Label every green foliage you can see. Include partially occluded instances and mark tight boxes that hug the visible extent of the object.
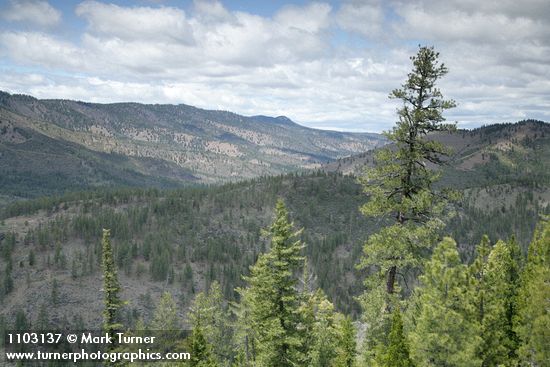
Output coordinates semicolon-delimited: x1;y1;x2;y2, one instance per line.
334;316;357;367
188;282;233;365
238;199;305;367
516;218;550;365
408;237;481;367
382;308;413;367
480;240;520;366
151;292;179;330
101;229;124;339
149;291;182;357
301;290;339;367
359;45;457;363
188;325;219;367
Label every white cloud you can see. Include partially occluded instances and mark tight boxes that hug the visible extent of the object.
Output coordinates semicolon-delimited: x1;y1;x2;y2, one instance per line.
0;0;549;132
75;1;195;44
0;32;87;70
336;0;384;37
2;0;61;27
275;2;332;33
394;4;549;44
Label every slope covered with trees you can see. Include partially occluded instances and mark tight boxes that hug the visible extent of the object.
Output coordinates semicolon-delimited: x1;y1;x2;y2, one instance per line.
0;90;384;201
0;46;548;366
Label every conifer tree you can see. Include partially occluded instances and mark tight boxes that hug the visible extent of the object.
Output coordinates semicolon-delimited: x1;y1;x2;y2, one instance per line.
189;325;218;367
51;278;59;305
239;199;304;367
334;316;357;367
481;240;520;366
151;291;179;331
358;46;456;360
151;291;181;353
301;290;338;367
188;281;233;365
383;308;413;367
409;237;481;367
101;228;124;340
516;218;550;365
469;235;491;326
232;288;257;366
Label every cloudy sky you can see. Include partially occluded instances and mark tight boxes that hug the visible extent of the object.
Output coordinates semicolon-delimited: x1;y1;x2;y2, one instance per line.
0;0;548;132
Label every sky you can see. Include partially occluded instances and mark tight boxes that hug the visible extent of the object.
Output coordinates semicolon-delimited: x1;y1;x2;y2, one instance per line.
0;0;549;132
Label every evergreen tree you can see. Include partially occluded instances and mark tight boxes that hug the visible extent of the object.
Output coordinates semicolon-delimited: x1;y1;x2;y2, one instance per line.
51;278;59;305
28;249;35;266
2;259;13;296
516;218;550;365
301;290;338;367
188;281;233;365
189;325;218;367
334;316;357;367
14;309;29;331
383;308;413;367
358;46;457;360
232;287;257;366
480;240;520;366
409;237;481;367
101;229;124;340
35;303;49;330
469;235;491;326
151;292;181;355
239;199;304;367
151;291;179;331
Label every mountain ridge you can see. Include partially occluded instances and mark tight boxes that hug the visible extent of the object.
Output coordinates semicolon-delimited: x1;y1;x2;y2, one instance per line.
0;90;385;199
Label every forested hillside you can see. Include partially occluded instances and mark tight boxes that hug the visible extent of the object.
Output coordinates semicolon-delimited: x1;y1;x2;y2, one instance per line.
0;90;384;202
0;45;548;367
0;161;548;329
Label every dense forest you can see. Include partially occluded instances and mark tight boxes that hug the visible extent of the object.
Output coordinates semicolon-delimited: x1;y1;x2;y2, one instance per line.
0;46;548;366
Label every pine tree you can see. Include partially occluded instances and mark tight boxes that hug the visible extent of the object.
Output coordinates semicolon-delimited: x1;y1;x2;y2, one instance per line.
334;316;357;367
383;308;413;367
150;292;181;355
358;46;457;361
301;290;338;367
35;304;49;330
480;240;520;366
2;258;13;296
239;199;304;367
232;286;258;366
188;281;233;364
189;325;218;367
151;291;179;331
516;218;550;365
51;278;59;305
101;228;124;340
469;235;491;326
409;237;481;367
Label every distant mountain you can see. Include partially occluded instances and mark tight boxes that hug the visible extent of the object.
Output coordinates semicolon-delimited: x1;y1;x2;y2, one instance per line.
323;119;550;188
0;91;385;200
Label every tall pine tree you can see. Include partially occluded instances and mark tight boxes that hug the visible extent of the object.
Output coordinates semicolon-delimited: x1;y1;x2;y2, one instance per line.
238;199;304;367
101;229;124;340
358;45;457;362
